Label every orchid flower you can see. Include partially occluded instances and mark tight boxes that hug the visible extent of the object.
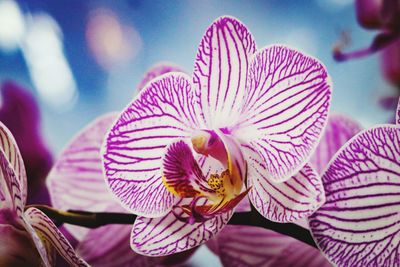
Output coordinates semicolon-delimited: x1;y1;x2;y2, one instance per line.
102;16;332;256
308;106;400;266
0;81;53;204
46;63;194;266
205;114;361;267
0;122;88;267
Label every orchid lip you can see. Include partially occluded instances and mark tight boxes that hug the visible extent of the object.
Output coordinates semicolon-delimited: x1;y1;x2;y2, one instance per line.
162;130;248;223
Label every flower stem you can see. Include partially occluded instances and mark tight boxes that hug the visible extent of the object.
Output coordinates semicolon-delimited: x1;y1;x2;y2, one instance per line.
333;31;399;62
28;204;317;249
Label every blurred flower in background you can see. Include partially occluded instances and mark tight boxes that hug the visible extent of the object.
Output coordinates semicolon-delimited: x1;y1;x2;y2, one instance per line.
0;81;53;205
86;7;142;71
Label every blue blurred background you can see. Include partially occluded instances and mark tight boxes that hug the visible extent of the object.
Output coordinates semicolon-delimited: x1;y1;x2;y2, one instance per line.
0;0;396;265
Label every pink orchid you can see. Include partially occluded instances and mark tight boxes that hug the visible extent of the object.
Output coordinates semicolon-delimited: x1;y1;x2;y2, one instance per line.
102;16;332;256
308;104;400;266
0;122;88;267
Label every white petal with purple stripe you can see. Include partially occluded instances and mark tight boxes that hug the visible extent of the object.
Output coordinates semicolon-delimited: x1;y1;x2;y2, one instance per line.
25;207;89;267
47;113;118;240
131;198;231;256
248;163;325;222
308;125;400;267
193;16;256;129
103;73;201;217
0;122;27;204
310;114;362;174
236;45;332;183
0;147;24;216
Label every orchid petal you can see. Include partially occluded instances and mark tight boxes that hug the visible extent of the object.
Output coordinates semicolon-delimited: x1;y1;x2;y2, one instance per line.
236;45;332;183
248;163;325;222
310;114;362;174
77;203;160;267
137;62;184;91
22;217;53;267
397;97;400;125
0;122;27;204
308;125;400;267
193;16;256;128
47;113;118;241
24;207;89;267
0;147;24;216
131;198;231;256
103;73;201;217
208;225;331;267
162;140;209;198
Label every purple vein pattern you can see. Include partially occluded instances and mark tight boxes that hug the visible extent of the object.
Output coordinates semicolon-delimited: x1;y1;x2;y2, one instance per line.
104;73;200;217
48;114;181;266
137;62;183;92
193;16;257;129
131;198;231;256
248;163;325;222
308;125;400;267
25;207;89;267
236;45;332;183
102;16;332;255
0;122;27;204
0;146;24;217
208;225;331;267
47;113;119;240
310;114;362;174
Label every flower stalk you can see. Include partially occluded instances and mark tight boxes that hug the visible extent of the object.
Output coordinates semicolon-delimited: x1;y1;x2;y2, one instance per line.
29;204;318;249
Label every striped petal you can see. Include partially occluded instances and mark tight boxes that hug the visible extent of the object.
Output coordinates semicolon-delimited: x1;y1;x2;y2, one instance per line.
308;125;400;267
131;198;231;256
162;140;208;198
208;225;331;267
193;16;256;129
0;147;24;216
397;97;400;125
137;62;183;91
47;113;118;241
310;114;362;174
24;207;89;267
248;163;325;222
0;122;27;205
22;216;53;267
236;45;332;182
103;73;200;217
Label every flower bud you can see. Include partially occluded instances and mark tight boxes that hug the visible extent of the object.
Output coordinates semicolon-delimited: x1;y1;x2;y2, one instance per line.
355;0;384;29
381;39;400;86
